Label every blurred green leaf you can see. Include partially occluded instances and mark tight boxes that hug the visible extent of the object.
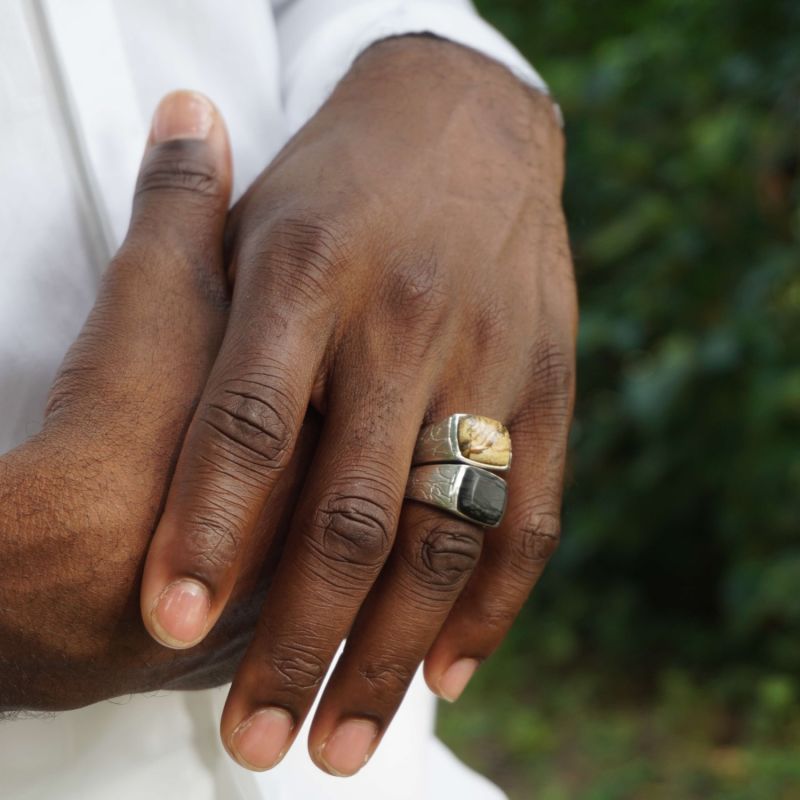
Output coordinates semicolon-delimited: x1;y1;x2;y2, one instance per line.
440;0;800;797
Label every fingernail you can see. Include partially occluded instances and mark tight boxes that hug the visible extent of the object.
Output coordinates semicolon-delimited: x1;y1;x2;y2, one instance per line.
437;658;479;702
151;90;214;142
231;708;294;771
150;579;210;648
320;718;379;777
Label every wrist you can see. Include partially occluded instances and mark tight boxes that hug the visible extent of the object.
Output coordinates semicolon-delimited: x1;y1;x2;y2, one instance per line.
0;444;59;710
333;34;564;193
360;34;560;132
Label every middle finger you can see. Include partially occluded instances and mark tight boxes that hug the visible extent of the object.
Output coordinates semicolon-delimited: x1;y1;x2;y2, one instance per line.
220;351;431;771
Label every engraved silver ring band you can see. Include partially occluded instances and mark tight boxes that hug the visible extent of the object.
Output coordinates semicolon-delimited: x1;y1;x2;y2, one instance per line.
404;464;508;528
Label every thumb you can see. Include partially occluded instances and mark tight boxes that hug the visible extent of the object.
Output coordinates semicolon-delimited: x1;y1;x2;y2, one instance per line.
127;89;232;258
45;91;232;439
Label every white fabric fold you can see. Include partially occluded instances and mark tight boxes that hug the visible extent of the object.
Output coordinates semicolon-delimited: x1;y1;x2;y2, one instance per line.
273;0;550;132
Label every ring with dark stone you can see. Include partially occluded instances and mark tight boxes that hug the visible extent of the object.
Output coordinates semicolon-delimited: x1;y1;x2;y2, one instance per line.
404;464;508;528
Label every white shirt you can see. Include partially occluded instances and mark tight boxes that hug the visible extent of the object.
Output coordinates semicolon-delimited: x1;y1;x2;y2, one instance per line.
0;2;544;797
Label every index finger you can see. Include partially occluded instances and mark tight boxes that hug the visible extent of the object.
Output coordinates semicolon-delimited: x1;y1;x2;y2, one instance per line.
139;230;330;650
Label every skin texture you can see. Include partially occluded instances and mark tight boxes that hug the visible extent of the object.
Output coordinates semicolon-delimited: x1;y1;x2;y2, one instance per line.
138;38;577;775
0;93;318;713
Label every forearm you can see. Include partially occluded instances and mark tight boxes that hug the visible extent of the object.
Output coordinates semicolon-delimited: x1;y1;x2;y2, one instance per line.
0;443;71;712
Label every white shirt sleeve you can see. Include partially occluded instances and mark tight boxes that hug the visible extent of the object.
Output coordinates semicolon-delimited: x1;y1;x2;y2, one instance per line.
271;0;551;133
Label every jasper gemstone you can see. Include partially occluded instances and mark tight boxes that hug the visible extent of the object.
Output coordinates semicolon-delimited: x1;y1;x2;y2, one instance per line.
457;415;511;468
457;469;507;527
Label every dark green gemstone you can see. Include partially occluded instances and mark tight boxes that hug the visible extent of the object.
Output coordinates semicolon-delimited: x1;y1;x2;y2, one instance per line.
457;469;507;526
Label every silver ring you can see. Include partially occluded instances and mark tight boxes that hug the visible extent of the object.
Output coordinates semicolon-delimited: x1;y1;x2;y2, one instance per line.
405;464;508;528
412;413;512;472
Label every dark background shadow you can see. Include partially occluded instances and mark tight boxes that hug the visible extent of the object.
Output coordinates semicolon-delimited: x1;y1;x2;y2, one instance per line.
438;1;800;797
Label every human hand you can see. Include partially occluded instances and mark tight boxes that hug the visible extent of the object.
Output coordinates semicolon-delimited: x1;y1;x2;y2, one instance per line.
0;92;317;712
140;38;576;775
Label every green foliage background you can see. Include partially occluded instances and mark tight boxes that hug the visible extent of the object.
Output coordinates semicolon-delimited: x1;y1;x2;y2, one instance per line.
438;1;800;797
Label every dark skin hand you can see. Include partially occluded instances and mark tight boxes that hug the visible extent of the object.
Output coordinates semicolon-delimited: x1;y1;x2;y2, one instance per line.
0;93;318;713
140;38;577;776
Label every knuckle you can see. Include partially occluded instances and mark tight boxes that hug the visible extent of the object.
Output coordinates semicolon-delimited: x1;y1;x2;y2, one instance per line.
382;254;448;325
473;596;518;635
473;295;512;357
183;503;245;572
136;142;222;202
309;490;394;573
45;362;97;420
529;338;575;411
201;379;296;471
515;511;561;569
259;216;348;302
408;520;482;591
270;641;327;692
358;658;416;696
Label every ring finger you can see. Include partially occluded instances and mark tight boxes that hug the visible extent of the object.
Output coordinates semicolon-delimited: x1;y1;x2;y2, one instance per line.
306;496;487;776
